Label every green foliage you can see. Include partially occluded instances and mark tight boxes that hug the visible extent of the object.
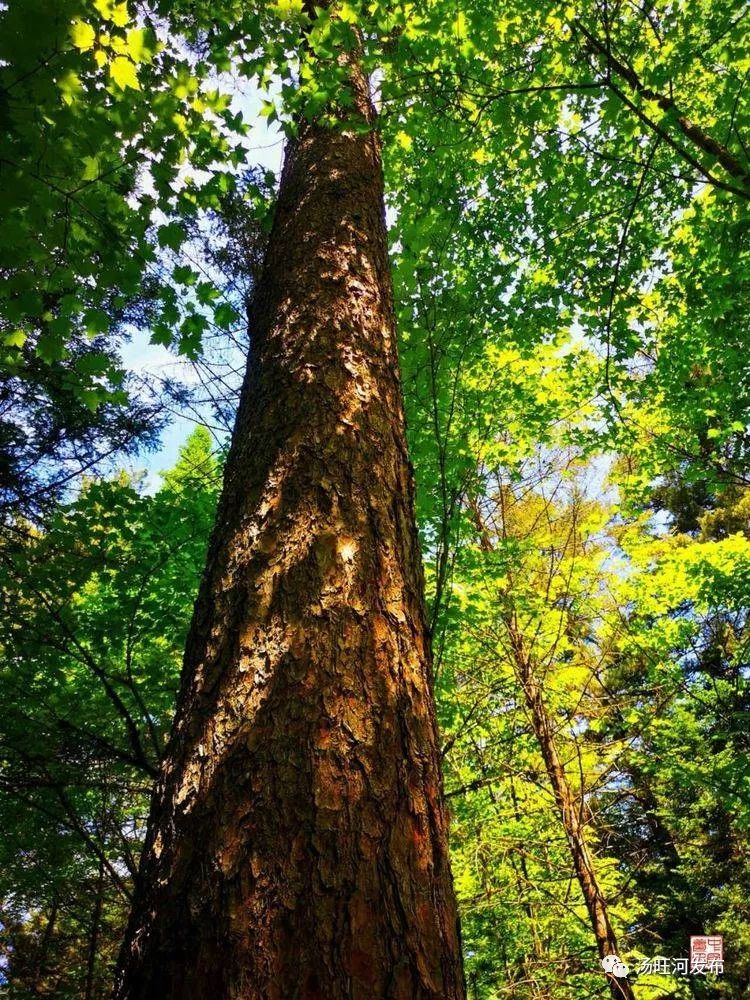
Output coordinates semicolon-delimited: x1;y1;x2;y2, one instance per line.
0;429;221;995
381;0;750;501
0;0;262;513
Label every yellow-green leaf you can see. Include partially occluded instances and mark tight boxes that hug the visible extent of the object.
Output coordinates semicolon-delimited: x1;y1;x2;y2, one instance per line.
58;69;83;104
3;330;26;349
338;2;359;24
396;130;413;151
94;0;129;27
110;56;140;90
81;156;99;181
270;0;304;19
125;27;152;62
70;20;96;51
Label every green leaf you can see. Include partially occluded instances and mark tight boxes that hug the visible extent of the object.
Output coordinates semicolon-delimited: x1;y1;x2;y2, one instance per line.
214;302;239;329
158;222;187;251
83;309;110;337
36;333;67;362
75;352;113;376
196;281;219;305
3;330;27;349
173;265;198;285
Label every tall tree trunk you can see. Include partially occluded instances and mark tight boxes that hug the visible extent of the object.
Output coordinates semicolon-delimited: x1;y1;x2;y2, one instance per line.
506;619;635;1000
114;40;464;1000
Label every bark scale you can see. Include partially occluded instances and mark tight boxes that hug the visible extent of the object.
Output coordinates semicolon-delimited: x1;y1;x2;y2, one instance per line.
114;51;464;1000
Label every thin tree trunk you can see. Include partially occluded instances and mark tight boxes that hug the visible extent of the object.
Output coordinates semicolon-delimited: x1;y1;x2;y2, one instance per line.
506;619;635;1000
507;776;545;968
469;498;633;999
31;894;58;996
85;858;105;1000
114;38;464;1000
621;762;692;942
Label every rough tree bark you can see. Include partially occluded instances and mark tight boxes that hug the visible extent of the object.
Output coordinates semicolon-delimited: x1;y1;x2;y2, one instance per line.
113;35;464;1000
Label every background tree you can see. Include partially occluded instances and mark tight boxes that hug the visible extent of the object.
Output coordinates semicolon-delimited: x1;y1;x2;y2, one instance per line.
0;429;220;997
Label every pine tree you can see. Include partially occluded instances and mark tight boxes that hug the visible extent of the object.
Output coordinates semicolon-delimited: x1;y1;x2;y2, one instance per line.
114;27;465;1000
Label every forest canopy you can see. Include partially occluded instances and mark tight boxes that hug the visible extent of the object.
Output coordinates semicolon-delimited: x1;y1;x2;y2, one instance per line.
1;1;750;997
